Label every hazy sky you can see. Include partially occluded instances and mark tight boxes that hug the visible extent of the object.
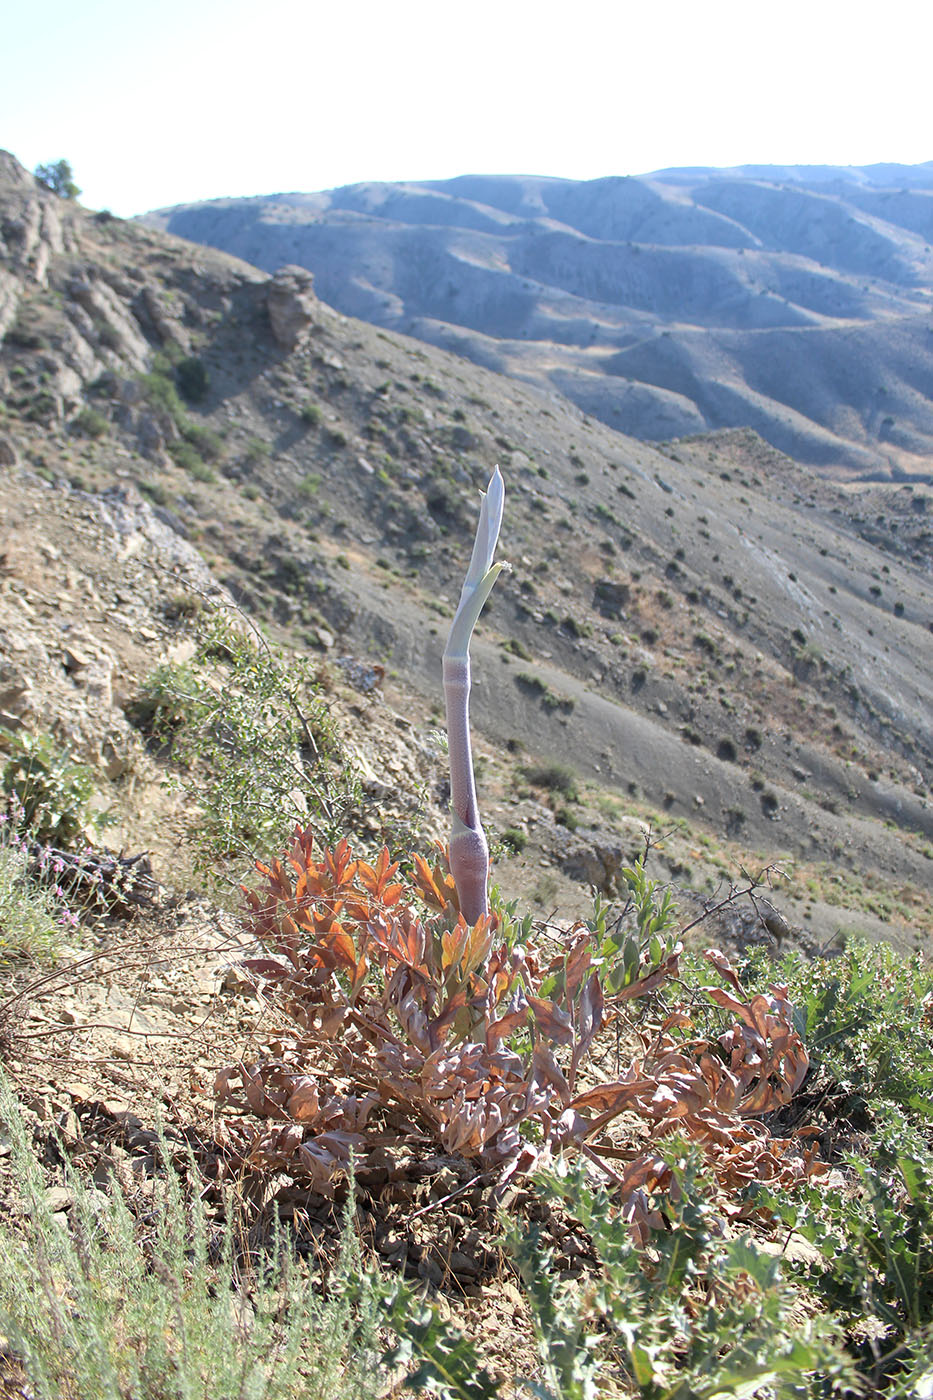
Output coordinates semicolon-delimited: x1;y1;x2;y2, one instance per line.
4;0;932;217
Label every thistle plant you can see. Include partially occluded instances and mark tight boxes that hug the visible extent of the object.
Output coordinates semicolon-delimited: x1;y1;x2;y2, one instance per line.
443;466;508;924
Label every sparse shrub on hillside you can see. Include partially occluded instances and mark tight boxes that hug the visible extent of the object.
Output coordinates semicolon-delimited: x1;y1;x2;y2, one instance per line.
170;440;215;480
244;437;270;466
498;825;528;854
1;727;108;848
141;358;187;424
520;762;578;801
128;612;361;888
297;472;322;497
137;479;171;507
300;400;323;426
514;672;574;714
183;420;225;461
139;357;225;473
33;159;80;199
176;354;210;403
73;405;108;438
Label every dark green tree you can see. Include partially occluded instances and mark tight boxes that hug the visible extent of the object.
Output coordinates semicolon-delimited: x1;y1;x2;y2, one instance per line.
33;159;80;200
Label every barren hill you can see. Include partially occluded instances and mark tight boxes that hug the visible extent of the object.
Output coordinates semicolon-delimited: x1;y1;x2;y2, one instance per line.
142;164;933;481
1;149;932;951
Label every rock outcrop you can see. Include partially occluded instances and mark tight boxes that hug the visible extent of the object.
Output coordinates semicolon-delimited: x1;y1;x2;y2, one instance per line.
266;265;316;350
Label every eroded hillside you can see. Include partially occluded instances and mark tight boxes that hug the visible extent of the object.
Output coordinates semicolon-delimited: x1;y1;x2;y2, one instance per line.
143;165;933;480
2;150;932;952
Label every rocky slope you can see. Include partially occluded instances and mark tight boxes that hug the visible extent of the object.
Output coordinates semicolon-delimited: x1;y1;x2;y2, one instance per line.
142;164;933;482
1;149;932;952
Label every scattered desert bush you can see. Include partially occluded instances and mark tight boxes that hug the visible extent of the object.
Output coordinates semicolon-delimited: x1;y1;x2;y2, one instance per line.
0;828;70;962
519;762;578;801
0;726;108;848
499;825;528;854
176;354;210;403
514;673;575;714
72;405;109;438
128;612;361;888
140;356;224;468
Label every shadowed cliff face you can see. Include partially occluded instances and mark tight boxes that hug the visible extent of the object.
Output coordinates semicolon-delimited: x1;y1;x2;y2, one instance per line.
142;165;933;482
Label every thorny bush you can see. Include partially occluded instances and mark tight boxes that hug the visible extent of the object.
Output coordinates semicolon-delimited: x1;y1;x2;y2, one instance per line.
215;829;822;1235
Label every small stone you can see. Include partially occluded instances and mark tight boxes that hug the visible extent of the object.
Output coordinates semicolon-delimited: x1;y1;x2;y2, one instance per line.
449;1250;480;1278
58;1111;81;1144
417;1256;443;1287
45;1186;74;1213
62;645;91;673
221;966;255;995
431;1168;459;1197
100;1098;132;1118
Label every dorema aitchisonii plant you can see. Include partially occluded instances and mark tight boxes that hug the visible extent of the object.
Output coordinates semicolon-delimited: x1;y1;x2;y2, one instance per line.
219;462;822;1221
443;466;508;924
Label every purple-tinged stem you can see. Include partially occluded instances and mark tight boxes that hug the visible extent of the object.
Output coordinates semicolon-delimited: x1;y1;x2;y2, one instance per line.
443;653;489;924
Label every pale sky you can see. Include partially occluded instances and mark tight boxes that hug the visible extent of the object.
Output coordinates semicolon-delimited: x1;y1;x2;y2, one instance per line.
3;0;932;217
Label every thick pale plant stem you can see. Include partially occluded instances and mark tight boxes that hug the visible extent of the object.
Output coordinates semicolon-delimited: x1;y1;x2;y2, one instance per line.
443;466;506;925
444;653;490;924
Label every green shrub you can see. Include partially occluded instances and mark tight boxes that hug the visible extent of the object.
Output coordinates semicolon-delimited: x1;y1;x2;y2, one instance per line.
140;365;186;426
183;420;225;461
127;613;361;888
244;437;270;466
499;826;528;854
72;406;108;439
506;1150;854;1400
520;762;578;801
169;441;215;480
300;400;323;426
137;480;171;507
1;727;107;848
176;355;210;403
0;836;69;963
